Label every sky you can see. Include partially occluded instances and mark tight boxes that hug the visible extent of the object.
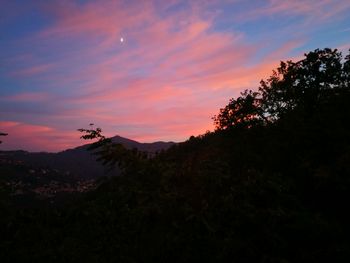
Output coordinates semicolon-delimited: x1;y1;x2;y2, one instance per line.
0;0;350;152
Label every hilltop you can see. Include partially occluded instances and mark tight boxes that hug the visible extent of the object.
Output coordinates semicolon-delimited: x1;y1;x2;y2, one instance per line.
1;48;350;262
0;135;175;179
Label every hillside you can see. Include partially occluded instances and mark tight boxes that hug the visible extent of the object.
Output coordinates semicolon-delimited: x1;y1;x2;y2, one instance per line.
1;48;350;262
0;135;175;179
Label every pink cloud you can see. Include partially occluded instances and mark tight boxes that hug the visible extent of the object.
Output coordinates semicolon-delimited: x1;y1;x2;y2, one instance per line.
39;0;153;45
0;121;82;152
9;64;53;77
337;44;350;54
1;92;50;102
2;0;321;152
274;0;350;18
238;0;350;24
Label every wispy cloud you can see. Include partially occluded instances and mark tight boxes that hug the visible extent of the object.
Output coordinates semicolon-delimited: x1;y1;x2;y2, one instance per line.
0;92;50;102
8;64;53;77
0;121;81;152
1;0;349;151
237;0;350;23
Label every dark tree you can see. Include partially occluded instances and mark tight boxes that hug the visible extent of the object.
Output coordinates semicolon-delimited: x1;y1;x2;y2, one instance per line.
2;48;350;263
78;125;148;172
213;89;265;130
259;48;347;119
214;48;350;130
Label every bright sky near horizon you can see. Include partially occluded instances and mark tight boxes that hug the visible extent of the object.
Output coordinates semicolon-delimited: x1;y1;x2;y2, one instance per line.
0;0;350;152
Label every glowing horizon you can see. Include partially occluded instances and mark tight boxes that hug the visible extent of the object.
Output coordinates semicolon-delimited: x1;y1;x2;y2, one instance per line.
1;0;350;152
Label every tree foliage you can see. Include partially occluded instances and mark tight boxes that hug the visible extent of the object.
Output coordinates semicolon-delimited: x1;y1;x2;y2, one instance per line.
78;124;149;173
214;48;350;130
213;90;265;129
2;48;350;262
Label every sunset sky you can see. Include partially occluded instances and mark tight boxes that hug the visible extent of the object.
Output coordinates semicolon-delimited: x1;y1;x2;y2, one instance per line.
1;0;350;152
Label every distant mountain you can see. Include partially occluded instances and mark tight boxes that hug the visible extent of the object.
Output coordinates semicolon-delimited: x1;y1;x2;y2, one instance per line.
76;135;175;153
0;136;175;179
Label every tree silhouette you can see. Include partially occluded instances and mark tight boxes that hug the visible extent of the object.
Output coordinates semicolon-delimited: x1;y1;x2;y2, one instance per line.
213;89;265;130
259;48;346;119
214;48;350;130
78;125;148;172
2;48;350;262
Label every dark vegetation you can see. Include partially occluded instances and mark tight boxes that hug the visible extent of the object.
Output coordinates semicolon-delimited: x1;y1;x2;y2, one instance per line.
1;48;350;262
0;136;174;179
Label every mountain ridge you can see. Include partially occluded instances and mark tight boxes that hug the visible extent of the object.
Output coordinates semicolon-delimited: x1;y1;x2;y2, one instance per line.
0;135;176;179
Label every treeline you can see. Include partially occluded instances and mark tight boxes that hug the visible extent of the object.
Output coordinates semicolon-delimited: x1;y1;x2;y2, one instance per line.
1;48;350;262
